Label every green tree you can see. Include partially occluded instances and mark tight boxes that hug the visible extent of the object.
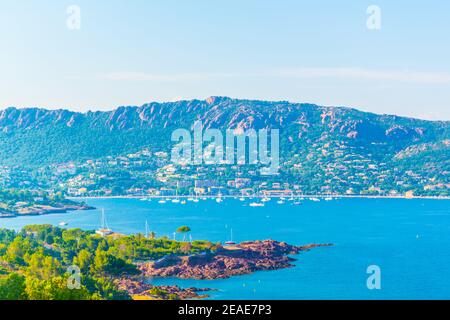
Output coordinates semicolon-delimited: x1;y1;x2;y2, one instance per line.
0;273;27;300
25;249;61;280
176;226;191;242
73;249;92;273
24;276;91;300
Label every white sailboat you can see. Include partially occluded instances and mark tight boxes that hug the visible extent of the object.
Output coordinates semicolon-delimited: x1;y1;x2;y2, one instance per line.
216;192;224;203
145;220;149;239
172;182;181;203
96;209;113;237
225;228;236;245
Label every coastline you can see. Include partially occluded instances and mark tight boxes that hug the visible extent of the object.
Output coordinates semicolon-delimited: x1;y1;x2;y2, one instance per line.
72;195;450;200
123;240;333;299
139;241;333;281
0;204;95;219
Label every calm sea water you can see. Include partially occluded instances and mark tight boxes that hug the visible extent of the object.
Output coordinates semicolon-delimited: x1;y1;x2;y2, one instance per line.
1;198;449;300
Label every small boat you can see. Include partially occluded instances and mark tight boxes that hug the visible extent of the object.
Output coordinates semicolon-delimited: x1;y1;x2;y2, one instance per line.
59;221;68;227
293;201;302;205
172;187;181;203
225;229;236;245
158;199;166;204
145;220;150;239
310;197;320;202
239;197;246;202
261;197;271;202
193;198;199;203
250;202;265;207
216;197;223;203
181;200;187;205
325;197;333;201
96;209;113;237
187;197;195;202
277;200;285;205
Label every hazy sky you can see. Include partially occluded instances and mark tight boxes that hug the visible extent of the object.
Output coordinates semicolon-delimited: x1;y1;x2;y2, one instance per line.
1;0;449;120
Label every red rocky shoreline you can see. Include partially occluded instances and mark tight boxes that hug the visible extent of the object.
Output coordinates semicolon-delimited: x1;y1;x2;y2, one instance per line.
139;240;332;280
118;240;332;299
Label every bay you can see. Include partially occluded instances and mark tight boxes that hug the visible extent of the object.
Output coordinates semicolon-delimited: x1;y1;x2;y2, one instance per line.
1;197;449;299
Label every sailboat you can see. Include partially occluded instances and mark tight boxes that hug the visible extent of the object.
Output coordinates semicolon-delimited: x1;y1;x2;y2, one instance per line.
172;183;181;203
145;220;149;239
96;209;113;237
225;228;236;245
216;192;224;203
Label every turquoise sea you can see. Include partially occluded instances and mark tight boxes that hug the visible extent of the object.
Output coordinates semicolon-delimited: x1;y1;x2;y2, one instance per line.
1;197;449;300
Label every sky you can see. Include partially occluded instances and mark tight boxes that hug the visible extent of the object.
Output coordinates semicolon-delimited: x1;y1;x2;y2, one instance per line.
0;0;449;120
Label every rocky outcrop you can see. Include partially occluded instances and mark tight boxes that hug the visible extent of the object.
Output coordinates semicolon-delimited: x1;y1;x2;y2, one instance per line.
0;204;95;219
115;278;212;300
139;240;332;280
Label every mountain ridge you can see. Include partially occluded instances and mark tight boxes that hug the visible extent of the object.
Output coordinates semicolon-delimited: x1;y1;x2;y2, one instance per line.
1;96;448;127
0;98;448;180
